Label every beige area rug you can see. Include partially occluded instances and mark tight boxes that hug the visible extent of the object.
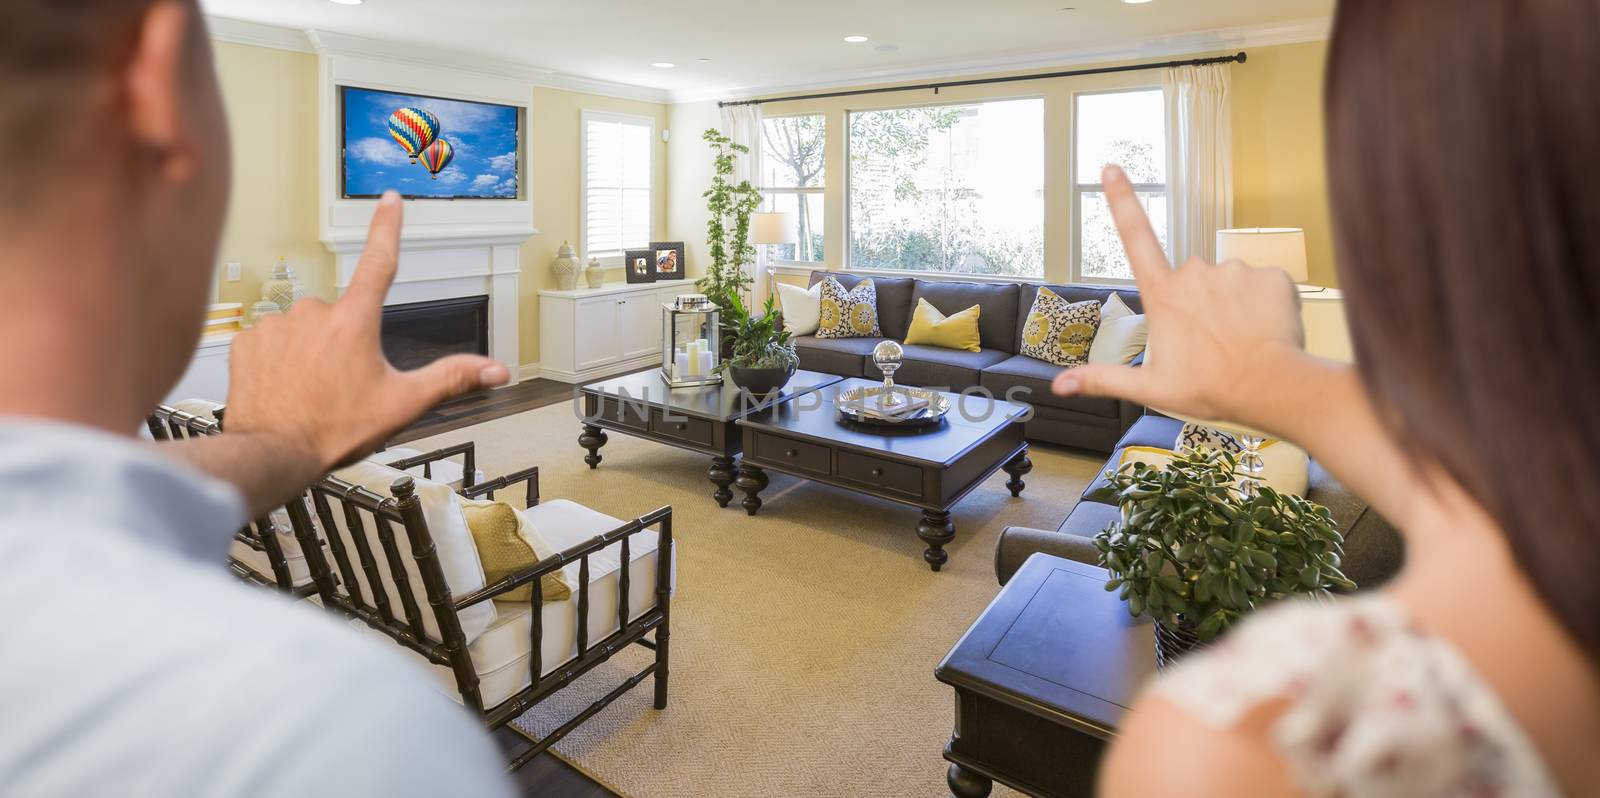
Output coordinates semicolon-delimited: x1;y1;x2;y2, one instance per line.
406;399;1104;797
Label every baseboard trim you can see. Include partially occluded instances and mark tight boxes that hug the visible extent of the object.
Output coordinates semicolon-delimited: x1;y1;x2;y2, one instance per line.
541;355;661;385
517;362;543;382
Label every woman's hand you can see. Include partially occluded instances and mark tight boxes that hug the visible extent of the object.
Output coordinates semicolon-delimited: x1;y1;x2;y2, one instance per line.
1053;165;1310;433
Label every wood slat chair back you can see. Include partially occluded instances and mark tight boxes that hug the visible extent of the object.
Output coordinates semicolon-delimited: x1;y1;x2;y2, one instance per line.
145;404;322;597
296;461;674;771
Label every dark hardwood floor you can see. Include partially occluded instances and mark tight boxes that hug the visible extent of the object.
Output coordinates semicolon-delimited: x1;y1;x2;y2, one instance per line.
494;727;621;798
393;376;578;445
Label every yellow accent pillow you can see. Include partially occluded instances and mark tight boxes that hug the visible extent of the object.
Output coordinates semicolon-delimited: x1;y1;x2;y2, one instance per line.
459;499;571;603
1117;442;1310;497
903;298;982;352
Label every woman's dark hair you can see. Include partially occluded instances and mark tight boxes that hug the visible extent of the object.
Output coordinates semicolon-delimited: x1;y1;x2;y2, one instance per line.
1326;0;1600;659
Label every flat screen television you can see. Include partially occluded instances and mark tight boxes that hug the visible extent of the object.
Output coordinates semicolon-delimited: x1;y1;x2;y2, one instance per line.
339;86;521;200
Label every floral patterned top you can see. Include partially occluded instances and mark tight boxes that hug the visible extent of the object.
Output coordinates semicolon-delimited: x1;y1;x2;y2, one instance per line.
1153;596;1561;797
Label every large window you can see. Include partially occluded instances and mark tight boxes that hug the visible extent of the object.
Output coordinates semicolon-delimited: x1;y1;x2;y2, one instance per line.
759;115;824;263
1074;89;1167;281
582;110;653;261
847;98;1044;277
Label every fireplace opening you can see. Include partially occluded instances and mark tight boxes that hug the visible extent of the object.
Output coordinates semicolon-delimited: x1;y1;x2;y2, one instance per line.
380;295;489;372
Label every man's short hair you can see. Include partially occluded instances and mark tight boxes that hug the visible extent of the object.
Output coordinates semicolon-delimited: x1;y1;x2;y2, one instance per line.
1;0;170;199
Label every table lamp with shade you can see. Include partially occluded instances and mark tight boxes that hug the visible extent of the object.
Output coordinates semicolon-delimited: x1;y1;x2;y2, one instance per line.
750;211;798;294
1216;228;1322;294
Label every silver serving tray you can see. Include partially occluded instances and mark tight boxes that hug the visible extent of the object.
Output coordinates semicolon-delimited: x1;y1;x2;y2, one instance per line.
835;386;951;428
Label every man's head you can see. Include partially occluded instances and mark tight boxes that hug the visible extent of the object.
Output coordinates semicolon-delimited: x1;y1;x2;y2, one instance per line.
1;0;229;426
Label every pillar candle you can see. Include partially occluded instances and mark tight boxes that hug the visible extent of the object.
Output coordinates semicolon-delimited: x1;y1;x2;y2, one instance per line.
675;350;690;378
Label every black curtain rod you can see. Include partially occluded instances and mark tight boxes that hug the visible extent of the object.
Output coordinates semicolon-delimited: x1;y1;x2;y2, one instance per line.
718;51;1246;108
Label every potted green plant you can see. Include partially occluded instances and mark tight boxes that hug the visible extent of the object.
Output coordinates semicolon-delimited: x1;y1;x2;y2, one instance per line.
1090;447;1355;669
696;128;763;317
715;287;798;398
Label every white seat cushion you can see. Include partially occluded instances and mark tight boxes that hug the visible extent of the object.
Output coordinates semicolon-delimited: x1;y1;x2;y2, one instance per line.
373;447;484;490
374;499;675;709
325;461;496;644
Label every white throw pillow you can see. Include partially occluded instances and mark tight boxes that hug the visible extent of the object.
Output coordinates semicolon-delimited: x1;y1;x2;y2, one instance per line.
1088;312;1148;365
776;281;824;336
1100;293;1135;325
329;460;496;644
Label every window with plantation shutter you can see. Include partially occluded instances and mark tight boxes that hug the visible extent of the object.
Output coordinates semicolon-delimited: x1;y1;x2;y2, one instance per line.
582;110;654;261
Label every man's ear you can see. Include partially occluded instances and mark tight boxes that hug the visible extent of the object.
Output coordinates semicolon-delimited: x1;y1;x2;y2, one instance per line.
123;1;196;182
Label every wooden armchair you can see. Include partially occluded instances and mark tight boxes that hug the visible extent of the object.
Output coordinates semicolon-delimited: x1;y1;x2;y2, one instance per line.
297;446;675;770
146;403;324;598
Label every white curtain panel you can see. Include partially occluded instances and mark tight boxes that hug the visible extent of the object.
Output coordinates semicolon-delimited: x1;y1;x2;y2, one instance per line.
719;104;764;300
1164;64;1234;265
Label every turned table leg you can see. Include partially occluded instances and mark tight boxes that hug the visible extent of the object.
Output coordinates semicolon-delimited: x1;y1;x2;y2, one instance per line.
736;463;769;516
579;424;608;469
947;763;993;798
1002;447;1033;497
708;456;736;508
918;509;955;572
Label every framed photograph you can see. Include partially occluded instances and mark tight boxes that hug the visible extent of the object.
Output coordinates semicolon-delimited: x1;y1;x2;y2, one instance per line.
650;241;686;280
625;249;656;284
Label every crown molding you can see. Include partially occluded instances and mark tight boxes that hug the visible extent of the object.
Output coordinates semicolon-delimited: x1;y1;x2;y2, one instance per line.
207;15;314;53
205;15;671;104
669;16;1333;105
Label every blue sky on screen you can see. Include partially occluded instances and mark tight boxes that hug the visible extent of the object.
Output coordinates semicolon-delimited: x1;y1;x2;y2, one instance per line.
342;87;520;198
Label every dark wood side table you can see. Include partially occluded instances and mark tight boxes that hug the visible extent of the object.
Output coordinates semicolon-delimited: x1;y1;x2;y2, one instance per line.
935;554;1156;797
578;369;842;506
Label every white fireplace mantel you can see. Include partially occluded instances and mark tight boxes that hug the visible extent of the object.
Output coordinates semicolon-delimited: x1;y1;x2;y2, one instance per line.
316;50;536;383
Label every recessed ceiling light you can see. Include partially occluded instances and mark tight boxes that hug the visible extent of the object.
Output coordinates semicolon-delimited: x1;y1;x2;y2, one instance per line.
843;35;869;43
651;62;675;68
696;57;712;62
327;0;363;5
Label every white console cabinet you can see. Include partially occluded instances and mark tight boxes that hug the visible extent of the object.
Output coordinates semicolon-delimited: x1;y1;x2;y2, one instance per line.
539;282;694;383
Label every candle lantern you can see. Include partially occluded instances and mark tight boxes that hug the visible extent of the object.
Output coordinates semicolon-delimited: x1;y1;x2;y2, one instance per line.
661;294;721;388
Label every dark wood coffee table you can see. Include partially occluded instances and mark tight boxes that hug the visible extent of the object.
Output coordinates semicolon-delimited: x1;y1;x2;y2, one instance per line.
936;554;1157;797
577;369;843;506
733;378;1032;571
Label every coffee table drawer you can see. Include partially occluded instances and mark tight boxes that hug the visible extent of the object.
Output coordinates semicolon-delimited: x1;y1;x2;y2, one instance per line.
836;452;924;499
592;396;650;432
753;433;832;476
650;408;715;447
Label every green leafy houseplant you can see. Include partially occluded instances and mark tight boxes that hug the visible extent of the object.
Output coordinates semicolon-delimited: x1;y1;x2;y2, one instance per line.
715;289;797;374
1090;448;1354;660
696;129;763;314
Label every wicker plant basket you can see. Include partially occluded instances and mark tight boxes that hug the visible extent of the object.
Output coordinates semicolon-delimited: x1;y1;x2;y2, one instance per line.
1154;617;1208;672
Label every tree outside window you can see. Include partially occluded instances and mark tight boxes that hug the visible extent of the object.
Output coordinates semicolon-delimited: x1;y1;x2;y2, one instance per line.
1075;89;1168;281
847;99;1044;278
759;115;824;263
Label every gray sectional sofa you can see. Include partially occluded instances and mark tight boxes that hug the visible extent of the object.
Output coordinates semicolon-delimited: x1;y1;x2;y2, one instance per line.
793;270;1146;452
993;414;1407;591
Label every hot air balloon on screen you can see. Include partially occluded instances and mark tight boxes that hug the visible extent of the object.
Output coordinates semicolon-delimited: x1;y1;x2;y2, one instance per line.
387;107;440;162
419;138;455;179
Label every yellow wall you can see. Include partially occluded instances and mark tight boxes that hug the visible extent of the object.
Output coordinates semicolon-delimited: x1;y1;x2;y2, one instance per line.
1231;41;1334;285
213;42;334;303
209;43;670;371
667;40;1336;291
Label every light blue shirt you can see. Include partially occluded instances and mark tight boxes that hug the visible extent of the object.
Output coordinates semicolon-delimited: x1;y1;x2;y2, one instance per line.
0;420;514;797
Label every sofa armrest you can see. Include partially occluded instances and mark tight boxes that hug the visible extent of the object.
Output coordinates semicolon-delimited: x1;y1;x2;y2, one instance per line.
385;442;477;489
995;526;1102;585
458;465;540;508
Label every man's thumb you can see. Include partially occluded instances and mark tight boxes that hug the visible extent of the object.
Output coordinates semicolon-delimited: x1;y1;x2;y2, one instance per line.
404;355;509;407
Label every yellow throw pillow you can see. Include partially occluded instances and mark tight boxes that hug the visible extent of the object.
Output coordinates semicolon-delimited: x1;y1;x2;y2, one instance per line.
903;298;982;352
1117;443;1310;497
459;499;571;603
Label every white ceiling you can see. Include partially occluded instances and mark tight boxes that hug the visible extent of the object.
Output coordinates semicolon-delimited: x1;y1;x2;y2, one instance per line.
200;0;1332;101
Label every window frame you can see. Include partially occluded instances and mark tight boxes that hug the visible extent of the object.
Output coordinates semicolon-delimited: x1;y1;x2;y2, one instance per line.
757;113;826;268
843;94;1048;279
1070;86;1169;285
579;108;656;267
